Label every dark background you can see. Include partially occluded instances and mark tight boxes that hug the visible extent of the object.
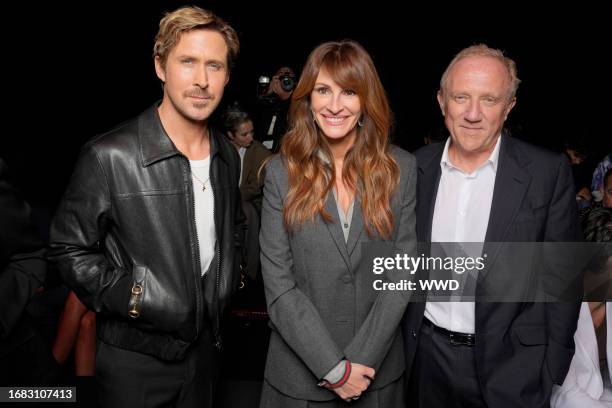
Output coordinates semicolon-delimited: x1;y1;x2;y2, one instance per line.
1;1;609;217
0;3;609;404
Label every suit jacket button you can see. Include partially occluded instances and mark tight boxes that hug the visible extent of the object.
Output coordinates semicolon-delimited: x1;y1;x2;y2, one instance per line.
412;331;417;338
342;275;352;283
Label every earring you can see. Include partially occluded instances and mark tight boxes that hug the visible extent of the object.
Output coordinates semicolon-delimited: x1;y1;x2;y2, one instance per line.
357;117;364;127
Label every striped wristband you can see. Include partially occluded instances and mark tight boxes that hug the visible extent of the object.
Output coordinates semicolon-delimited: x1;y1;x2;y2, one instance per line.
324;360;351;389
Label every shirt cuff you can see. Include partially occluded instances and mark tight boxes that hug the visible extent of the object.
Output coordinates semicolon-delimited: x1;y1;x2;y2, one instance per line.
323;359;348;384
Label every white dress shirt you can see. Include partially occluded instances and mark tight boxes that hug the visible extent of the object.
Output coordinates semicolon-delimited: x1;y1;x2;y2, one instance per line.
424;136;501;334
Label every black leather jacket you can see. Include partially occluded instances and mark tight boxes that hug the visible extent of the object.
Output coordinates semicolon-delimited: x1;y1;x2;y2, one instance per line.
48;104;245;360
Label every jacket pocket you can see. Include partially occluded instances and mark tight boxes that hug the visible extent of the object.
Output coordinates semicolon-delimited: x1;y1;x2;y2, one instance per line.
127;265;147;319
514;195;549;222
514;325;548;346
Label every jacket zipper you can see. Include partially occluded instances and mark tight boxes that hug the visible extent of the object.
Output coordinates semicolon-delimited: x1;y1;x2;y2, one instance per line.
209;157;222;351
186;158;203;341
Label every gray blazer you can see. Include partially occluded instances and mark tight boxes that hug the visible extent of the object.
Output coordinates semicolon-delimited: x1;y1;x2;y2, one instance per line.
260;146;417;401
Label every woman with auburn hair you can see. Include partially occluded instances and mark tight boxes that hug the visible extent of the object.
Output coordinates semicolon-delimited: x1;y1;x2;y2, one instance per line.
259;40;416;407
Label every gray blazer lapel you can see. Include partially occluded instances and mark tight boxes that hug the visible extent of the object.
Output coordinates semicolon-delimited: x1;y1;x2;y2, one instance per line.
347;199;364;257
324;193;351;269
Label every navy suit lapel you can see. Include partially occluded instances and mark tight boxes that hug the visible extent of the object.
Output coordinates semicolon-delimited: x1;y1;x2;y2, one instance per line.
412;145;443;318
417;147;443;243
478;137;531;284
324;193;351;270
484;137;531;243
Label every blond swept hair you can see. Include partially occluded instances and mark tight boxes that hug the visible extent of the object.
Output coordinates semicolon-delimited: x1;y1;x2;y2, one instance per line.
440;44;521;100
153;6;239;70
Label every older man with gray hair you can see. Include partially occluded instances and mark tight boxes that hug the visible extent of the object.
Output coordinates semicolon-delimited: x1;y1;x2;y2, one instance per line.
403;44;582;408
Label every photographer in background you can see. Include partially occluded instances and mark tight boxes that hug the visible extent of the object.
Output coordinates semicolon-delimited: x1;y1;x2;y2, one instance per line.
254;66;296;153
222;102;271;213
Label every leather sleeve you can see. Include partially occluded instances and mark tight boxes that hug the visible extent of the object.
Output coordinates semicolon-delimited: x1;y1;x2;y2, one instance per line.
47;145;132;318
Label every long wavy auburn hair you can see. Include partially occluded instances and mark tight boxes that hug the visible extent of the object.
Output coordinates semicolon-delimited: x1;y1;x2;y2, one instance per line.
280;40;399;239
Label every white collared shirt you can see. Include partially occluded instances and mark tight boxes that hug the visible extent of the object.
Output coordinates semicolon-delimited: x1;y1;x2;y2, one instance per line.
424;136;501;334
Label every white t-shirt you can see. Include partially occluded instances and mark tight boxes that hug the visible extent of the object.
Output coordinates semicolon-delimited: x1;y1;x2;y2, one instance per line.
190;157;216;276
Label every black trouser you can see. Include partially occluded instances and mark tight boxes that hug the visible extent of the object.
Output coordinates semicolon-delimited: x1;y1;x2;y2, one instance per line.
407;319;487;408
96;279;217;408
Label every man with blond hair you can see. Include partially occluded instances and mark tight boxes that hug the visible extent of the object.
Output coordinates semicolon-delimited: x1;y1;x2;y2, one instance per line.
49;6;244;407
403;44;581;407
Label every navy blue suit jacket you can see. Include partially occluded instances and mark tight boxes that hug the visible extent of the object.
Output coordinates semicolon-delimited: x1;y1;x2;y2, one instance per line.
403;135;582;408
